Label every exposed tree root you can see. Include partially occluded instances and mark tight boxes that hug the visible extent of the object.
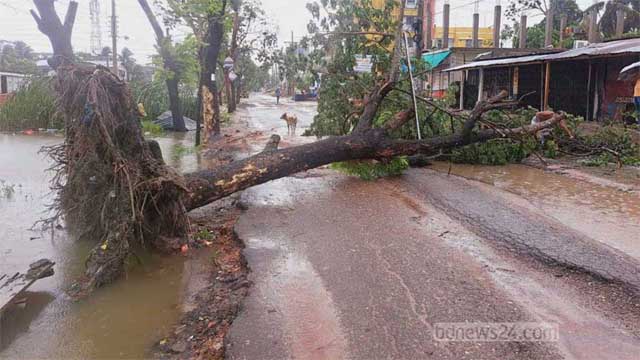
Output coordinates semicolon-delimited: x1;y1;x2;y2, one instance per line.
45;64;190;296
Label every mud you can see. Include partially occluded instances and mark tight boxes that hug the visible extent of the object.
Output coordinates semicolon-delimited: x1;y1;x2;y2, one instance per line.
154;197;249;360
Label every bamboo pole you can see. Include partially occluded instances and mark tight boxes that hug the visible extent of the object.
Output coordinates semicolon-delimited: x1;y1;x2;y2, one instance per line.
544;62;551;110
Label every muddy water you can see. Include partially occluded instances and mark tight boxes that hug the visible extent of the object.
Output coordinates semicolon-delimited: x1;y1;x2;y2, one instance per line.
432;162;640;260
0;133;202;359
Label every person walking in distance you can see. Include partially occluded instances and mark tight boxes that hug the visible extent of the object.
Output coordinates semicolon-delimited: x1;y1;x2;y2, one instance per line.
275;87;281;105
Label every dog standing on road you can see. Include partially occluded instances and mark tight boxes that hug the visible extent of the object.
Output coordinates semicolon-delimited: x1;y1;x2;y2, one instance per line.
281;113;298;136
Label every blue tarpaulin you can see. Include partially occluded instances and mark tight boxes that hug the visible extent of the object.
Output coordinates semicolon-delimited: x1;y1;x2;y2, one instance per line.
422;50;451;70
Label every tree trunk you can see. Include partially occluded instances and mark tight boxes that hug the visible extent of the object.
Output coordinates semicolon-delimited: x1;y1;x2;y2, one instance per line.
202;3;227;143
224;72;234;112
182;115;562;210
167;77;187;131
137;0;187;132
225;6;241;113
195;50;205;146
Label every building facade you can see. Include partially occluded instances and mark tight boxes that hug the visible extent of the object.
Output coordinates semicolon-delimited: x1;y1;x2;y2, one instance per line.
433;26;494;49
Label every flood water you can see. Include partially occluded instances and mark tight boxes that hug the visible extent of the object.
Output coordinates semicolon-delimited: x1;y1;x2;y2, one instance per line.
432;162;640;260
0;132;203;359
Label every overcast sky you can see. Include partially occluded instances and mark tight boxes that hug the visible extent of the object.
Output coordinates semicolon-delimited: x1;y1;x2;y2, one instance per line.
0;0;596;64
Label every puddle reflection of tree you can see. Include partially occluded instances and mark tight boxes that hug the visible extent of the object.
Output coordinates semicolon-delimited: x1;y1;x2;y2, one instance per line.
0;291;54;351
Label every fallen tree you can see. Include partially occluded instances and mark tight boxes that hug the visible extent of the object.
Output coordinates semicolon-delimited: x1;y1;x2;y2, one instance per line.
31;0;563;293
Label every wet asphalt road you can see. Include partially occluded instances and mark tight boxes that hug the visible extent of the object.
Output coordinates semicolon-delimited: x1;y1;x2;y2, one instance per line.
225;95;640;359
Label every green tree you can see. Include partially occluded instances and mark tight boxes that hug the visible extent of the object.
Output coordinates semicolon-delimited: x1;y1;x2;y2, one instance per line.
584;0;640;39
0;42;37;73
304;0;407;136
505;0;582;47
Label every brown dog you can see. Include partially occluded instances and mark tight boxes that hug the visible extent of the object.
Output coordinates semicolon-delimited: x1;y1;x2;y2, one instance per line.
280;113;298;136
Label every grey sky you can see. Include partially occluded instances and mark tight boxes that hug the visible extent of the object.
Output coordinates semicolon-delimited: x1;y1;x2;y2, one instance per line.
0;0;597;64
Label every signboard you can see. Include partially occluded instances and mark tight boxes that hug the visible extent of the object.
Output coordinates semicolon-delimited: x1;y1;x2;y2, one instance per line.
354;55;373;73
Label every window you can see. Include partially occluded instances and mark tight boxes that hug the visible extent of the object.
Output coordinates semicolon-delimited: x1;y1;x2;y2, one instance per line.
406;0;417;8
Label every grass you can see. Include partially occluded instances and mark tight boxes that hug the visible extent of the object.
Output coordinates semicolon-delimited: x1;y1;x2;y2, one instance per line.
0;76;62;131
141;120;165;137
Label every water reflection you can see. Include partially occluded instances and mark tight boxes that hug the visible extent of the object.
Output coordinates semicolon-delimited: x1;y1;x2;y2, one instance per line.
432;162;640;259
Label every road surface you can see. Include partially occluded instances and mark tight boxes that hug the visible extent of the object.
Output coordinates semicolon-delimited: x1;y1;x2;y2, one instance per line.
225;94;640;359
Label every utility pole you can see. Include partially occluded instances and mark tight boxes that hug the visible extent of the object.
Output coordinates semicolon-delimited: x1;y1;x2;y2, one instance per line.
559;15;567;48
616;9;625;37
519;13;527;48
111;0;118;75
472;1;480;48
442;1;450;49
544;0;554;47
416;0;424;55
424;0;433;51
493;1;502;48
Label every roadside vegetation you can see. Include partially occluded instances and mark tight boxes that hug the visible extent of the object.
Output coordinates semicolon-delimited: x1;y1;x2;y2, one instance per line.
0;76;61;131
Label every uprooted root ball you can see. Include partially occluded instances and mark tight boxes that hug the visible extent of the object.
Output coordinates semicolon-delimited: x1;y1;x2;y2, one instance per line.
44;63;190;296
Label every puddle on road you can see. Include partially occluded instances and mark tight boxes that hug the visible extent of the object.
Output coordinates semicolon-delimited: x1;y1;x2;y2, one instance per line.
432;162;640;260
276;253;349;360
0;133;201;359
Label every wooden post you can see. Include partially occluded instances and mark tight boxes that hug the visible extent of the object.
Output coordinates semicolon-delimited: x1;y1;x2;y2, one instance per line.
424;0;433;50
472;13;480;47
477;68;484;103
559;15;567;48
540;64;545;110
460;70;466;110
519;14;527;48
513;67;519;98
586;61;592;120
616;10;625;37
443;3;450;48
544;62;551;110
493;4;502;48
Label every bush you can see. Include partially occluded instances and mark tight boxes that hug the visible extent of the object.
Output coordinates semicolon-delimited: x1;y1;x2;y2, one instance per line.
331;157;410;181
141;120;165;136
129;80;198;123
0;76;62;131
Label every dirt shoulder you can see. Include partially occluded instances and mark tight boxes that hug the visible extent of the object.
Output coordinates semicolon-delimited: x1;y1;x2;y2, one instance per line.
152;106;263;360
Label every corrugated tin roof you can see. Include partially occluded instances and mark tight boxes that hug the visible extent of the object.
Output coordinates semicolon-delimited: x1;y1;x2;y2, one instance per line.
0;71;28;77
444;38;640;72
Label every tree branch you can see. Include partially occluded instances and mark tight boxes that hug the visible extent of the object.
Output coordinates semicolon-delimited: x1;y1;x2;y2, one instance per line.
31;0;77;67
352;0;407;134
462;90;510;141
